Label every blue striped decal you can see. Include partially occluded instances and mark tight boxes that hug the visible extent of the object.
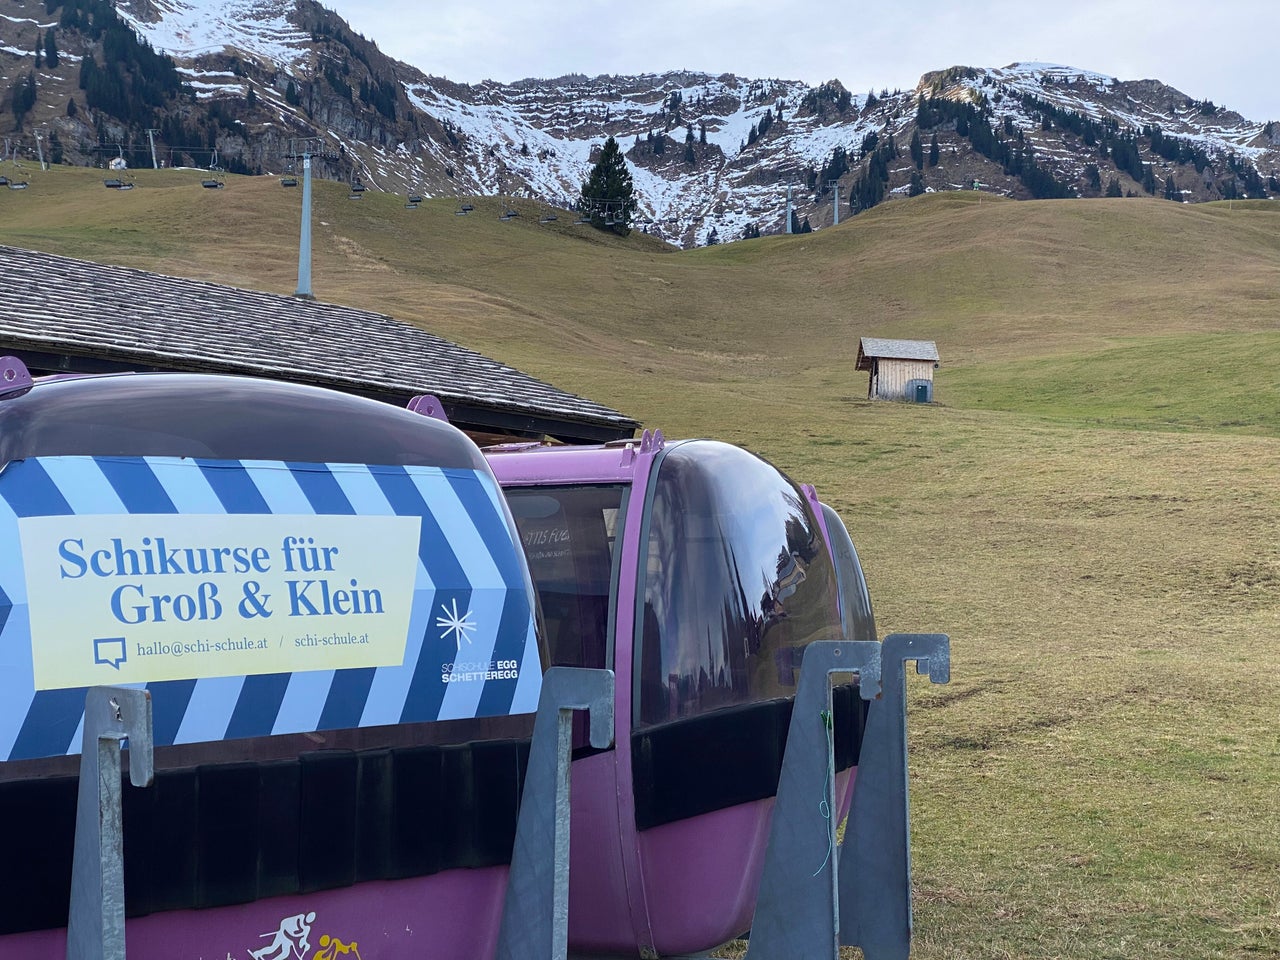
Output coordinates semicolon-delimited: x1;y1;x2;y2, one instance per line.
286;461;382;731
39;457;128;514
199;460;289;738
317;667;377;731
478;589;533;719
3;460;86;759
10;685;87;761
97;457;179;514
174;675;245;746
225;673;292;740
286;461;357;515
2;459;74;518
196;459;272;514
446;469;527;587
151;679;198;746
0;456;543;761
446;470;531;719
88;459;200;746
372;466;470;726
1;492;36;761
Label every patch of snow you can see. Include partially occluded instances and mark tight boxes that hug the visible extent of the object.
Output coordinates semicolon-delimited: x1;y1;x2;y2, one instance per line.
117;0;311;70
0;14;59;27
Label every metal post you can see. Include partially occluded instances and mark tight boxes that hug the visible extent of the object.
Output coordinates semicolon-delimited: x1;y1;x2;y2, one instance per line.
34;131;46;171
744;640;883;960
839;634;950;960
495;667;614;960
295;153;314;299
146;129;159;169
67;687;154;960
785;184;793;233
829;180;840;226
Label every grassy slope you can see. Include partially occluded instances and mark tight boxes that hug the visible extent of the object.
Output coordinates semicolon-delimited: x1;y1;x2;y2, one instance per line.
3;166;1280;958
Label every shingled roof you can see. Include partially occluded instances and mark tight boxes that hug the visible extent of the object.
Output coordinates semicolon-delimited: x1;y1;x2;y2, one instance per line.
0;243;639;443
855;337;940;368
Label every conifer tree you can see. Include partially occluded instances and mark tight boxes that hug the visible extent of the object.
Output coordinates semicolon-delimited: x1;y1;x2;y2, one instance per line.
44;28;58;68
11;72;37;126
579;136;636;236
1105;177;1122;198
928;133;939;166
909;129;923;170
34;32;43;68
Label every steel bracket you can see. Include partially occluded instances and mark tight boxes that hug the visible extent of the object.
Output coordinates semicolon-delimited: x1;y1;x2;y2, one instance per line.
745;640;883;960
745;633;950;960
496;666;615;960
840;633;951;960
67;686;154;960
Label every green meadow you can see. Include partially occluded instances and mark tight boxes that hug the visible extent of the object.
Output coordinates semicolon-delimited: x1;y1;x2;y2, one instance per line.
3;165;1279;958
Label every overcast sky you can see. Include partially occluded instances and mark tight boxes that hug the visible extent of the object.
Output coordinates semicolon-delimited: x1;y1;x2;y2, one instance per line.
321;1;1277;123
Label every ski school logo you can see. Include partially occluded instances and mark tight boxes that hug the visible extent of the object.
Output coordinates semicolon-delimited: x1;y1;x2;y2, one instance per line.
435;597;476;651
247;912;364;960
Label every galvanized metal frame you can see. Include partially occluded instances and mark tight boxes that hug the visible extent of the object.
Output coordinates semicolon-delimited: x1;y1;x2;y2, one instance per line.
67;687;154;960
57;643;949;960
745;640;883;960
745;634;951;960
496;666;616;960
841;633;951;960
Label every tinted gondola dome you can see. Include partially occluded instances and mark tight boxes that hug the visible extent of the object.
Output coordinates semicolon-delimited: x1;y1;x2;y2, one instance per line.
0;370;487;471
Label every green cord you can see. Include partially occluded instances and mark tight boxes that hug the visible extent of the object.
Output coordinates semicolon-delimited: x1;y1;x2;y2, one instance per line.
812;715;836;877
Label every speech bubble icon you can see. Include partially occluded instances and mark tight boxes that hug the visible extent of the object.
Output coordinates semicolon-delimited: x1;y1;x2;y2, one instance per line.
93;637;127;670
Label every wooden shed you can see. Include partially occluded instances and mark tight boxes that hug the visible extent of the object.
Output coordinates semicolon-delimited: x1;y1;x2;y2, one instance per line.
855;337;940;402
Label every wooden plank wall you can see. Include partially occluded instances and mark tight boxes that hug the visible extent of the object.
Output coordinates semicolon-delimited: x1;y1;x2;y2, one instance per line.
873;359;936;400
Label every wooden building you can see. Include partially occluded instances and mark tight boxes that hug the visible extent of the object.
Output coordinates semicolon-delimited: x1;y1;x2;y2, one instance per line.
0;244;638;444
855;337;940;402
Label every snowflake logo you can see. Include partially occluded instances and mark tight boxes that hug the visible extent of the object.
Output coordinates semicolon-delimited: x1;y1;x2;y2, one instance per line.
436;598;477;651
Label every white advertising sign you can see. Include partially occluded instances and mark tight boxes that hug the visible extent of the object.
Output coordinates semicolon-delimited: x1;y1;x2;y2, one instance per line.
18;513;421;690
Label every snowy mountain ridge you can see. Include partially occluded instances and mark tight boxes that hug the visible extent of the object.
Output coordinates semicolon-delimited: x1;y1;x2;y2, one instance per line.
3;0;1277;247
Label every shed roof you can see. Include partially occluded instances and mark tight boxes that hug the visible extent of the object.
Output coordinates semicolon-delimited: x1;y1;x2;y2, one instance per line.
0;243;638;443
855;337;940;369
